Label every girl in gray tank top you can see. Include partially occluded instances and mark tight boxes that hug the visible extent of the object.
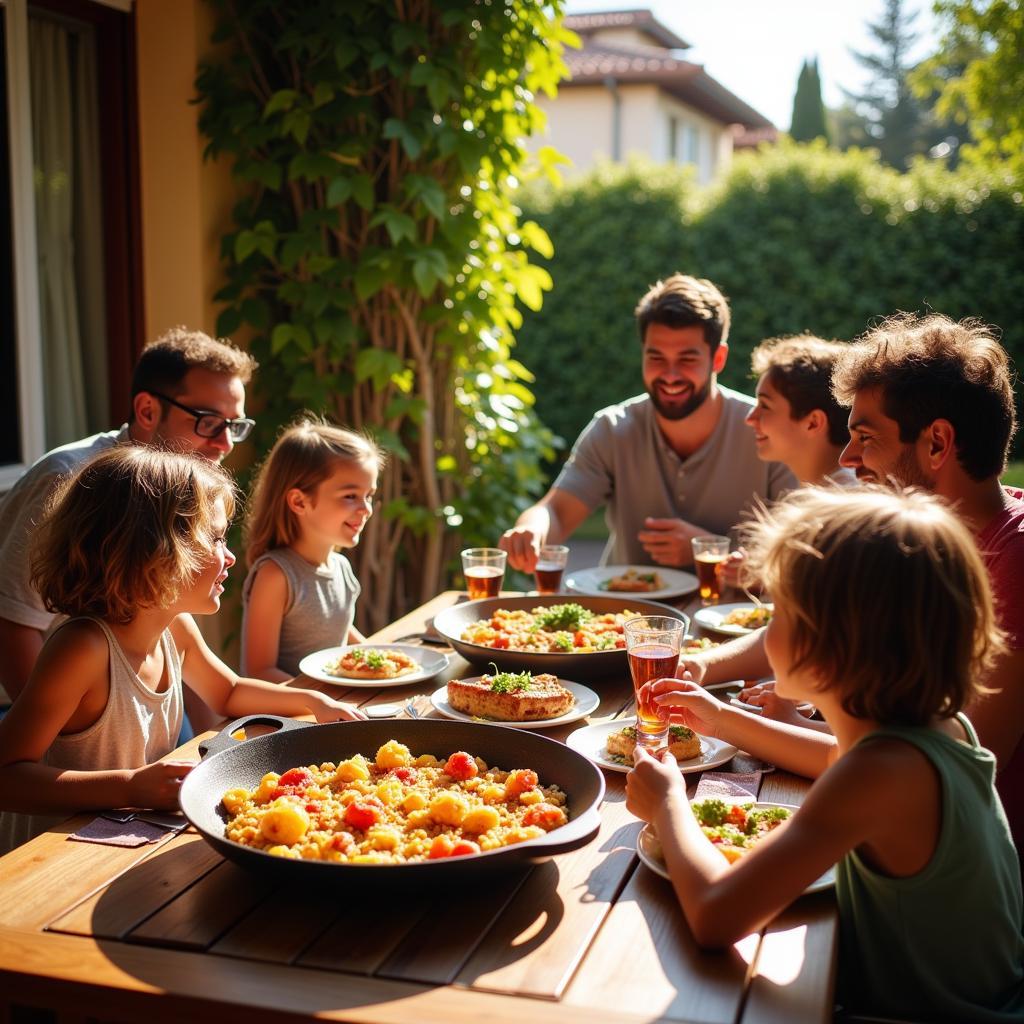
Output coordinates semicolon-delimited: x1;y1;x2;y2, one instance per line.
0;446;365;855
241;419;385;681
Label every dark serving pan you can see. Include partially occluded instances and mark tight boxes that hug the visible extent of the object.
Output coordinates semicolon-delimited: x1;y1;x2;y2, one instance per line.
433;594;689;676
179;715;605;884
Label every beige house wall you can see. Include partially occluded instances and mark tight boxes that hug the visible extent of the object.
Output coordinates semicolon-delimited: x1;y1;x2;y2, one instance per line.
536;83;734;183
135;0;236;347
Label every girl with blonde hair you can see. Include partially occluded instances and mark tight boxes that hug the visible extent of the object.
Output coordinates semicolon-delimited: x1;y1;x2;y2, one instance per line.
242;418;383;680
627;486;1023;1021
0;446;364;854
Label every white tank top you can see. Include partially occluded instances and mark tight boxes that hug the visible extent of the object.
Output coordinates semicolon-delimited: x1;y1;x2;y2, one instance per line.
0;618;184;854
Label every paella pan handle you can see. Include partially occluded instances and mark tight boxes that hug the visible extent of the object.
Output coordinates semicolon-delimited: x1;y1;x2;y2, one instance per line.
198;715;312;759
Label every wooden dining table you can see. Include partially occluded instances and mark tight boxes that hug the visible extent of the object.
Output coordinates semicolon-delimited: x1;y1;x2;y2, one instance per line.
0;589;838;1024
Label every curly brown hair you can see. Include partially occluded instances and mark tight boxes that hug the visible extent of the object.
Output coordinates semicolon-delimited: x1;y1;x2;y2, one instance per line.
743;485;1004;727
31;446;237;624
831;313;1017;480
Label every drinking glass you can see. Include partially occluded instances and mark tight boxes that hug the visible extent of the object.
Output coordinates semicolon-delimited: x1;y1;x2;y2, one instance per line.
461;548;506;600
534;544;569;594
691;535;730;605
624;615;687;751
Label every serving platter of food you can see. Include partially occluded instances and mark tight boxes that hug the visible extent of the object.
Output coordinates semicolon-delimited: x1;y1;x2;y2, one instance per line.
430;669;600;729
432;595;688;676
637;802;835;893
565;564;699;601
181;716;605;882
692;602;774;637
565;720;738;775
298;643;449;688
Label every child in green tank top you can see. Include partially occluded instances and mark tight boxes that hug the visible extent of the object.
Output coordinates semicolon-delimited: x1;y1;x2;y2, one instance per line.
626;485;1024;1022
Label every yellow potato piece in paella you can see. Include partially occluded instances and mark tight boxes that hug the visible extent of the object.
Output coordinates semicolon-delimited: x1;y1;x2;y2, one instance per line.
259;801;310;845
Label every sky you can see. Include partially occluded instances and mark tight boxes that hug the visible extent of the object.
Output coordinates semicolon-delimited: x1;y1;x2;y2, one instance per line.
563;1;944;129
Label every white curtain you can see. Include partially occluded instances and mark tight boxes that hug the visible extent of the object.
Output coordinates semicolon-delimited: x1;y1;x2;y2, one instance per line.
29;15;108;449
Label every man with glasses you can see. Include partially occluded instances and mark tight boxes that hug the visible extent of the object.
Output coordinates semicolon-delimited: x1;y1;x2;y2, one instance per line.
0;326;257;706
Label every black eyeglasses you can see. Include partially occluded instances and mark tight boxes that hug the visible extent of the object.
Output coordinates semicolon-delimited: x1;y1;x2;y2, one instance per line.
149;391;255;442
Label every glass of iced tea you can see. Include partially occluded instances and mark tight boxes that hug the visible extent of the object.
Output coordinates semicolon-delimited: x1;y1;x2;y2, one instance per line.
691;535;730;605
624;615;687;751
534;544;569;594
461;548;507;600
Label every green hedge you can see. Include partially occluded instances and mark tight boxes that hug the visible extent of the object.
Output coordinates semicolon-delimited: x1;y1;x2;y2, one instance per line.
516;142;1024;459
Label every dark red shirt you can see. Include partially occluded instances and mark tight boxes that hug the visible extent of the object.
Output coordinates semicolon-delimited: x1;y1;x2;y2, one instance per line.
976;487;1024;856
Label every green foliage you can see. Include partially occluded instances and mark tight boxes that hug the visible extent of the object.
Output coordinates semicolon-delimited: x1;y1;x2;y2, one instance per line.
916;0;1024;177
516;143;1024;459
790;59;829;144
195;0;572;628
844;0;935;170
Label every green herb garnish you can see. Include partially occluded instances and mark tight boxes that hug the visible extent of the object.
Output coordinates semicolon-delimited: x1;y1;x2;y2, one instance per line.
487;669;532;694
552;632;574;651
362;650;388;669
535;603;593;631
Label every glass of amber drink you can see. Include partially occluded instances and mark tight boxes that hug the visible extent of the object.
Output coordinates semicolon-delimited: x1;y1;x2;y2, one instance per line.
461;548;507;600
534;544;569;594
624;615;687;751
691;535;730;605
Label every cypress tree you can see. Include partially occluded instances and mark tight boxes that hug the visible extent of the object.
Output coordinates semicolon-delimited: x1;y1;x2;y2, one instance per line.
790;58;830;143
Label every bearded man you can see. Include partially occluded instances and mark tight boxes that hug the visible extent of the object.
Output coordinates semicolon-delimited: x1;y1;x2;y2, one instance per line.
501;274;795;569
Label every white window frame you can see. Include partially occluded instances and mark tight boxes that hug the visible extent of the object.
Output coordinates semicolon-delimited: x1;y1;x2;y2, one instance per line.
0;0;132;489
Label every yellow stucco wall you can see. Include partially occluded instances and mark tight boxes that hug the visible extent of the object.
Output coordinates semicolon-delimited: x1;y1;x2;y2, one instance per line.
135;0;235;347
134;1;248;672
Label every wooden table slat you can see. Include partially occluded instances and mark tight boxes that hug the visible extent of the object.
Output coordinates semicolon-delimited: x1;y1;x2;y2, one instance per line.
454;784;643;1000
46;830;221;940
740;896;838;1024
295;888;433;975
561;860;757;1024
376;866;532;986
0;817;178;931
127;859;274;950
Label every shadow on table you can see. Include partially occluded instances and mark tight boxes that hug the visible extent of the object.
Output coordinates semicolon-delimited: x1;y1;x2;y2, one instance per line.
89;837;565;1015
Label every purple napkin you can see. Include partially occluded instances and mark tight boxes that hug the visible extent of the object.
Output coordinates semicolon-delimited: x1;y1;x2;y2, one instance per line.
68;812;187;847
693;770;762;801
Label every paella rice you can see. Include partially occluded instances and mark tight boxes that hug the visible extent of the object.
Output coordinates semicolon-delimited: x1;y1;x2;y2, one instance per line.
460;602;645;654
220;740;568;863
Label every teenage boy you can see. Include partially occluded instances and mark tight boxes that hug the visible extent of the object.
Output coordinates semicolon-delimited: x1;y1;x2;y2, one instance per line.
500;274;794;571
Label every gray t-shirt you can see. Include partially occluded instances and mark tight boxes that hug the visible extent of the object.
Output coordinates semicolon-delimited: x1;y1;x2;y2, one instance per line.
0;427;127;633
241;547;361;677
553;388;796;565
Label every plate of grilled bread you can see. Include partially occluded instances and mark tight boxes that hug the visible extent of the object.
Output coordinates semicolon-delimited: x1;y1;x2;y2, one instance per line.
431;669;599;729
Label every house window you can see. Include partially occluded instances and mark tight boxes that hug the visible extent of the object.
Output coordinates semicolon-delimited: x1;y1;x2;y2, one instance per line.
668;115;678;161
684;123;700;166
0;0;140;487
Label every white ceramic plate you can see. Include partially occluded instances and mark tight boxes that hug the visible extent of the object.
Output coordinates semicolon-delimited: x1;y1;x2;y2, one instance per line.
565;564;699;601
693;602;774;637
429;679;600;729
565;720;738;775
298;644;449;688
637;813;836;894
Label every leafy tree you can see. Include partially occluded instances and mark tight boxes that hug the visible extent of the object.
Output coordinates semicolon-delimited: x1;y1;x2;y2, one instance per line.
844;0;930;169
915;0;1024;176
195;1;573;629
790;58;830;143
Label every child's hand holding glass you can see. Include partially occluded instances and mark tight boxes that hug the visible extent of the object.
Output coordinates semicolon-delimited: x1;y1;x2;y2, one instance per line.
638;676;725;737
625;746;688;826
